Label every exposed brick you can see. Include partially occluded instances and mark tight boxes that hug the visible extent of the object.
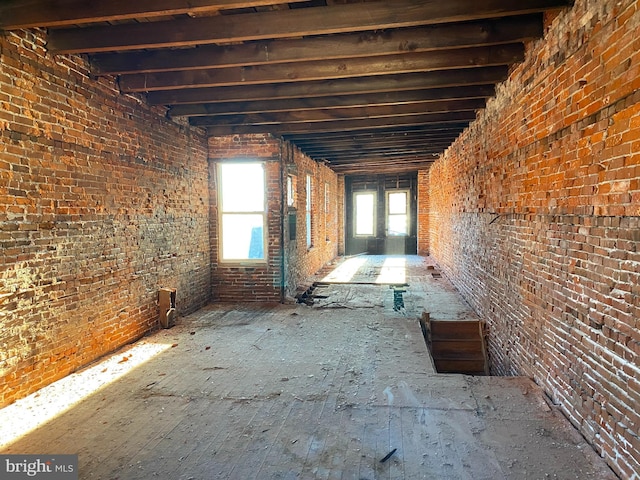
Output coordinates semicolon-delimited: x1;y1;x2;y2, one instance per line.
422;0;640;478
1;29;211;407
208;136;338;302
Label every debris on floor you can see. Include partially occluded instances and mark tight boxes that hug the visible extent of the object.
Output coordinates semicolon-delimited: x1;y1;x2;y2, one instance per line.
0;256;616;480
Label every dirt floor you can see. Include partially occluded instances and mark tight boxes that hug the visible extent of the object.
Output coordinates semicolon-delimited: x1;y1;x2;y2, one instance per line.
0;256;617;479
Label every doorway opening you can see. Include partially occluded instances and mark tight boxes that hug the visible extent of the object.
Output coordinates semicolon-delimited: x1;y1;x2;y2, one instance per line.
345;174;417;255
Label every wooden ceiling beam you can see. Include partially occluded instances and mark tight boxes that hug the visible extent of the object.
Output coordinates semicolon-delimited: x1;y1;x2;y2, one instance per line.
329;158;437;174
119;44;523;92
334;165;431;175
295;144;456;156
90;15;542;75
190;99;482;126
294;134;462;146
280;117;470;164
282;124;471;141
288;139;461;152
319;150;449;159
0;0;310;29
333;167;430;174
148;67;508;104
289;134;463;145
168;85;494;117
292;139;461;152
329;156;440;165
204;111;476;135
329;159;438;165
290;128;465;139
305;146;455;160
46;0;572;54
297;137;459;147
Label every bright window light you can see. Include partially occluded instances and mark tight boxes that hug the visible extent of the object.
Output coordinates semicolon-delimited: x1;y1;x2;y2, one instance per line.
355;192;375;236
388;192;407;214
387;191;408;236
220;163;264;212
219;162;266;261
306;175;313;248
221;214;264;260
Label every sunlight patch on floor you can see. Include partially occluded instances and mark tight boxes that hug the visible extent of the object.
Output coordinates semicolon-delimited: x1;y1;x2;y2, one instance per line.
321;256;367;283
376;257;406;284
0;341;170;449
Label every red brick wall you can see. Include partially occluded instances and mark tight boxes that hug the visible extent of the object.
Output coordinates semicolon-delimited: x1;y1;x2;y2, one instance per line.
284;142;339;295
426;1;640;477
0;30;211;407
417;170;430;255
208;134;283;302
208;136;338;301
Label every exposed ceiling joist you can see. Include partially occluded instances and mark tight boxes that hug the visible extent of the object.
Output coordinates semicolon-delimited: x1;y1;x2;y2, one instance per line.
0;0;310;29
0;0;574;175
148;67;509;105
281;124;473;141
292;137;462;150
167;85;495;117
287;139;461;151
118;44;524;92
189;99;484;126
329;158;438;175
46;0;571;54
204;111;478;135
305;145;454;158
294;137;457;153
90;15;542;75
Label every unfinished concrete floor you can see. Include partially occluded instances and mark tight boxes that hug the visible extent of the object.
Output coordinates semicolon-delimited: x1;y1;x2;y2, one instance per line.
0;256;615;479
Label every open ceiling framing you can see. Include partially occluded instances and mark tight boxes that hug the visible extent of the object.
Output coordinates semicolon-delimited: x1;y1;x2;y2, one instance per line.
0;0;573;174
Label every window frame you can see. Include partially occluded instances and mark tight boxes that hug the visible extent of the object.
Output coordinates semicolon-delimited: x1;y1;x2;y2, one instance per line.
353;190;377;237
306;174;313;249
386;189;410;237
324;182;330;242
217;161;267;264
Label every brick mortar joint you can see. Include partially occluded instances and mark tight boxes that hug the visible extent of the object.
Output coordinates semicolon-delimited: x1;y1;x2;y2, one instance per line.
508;0;634;101
450;211;640;221
479;86;640;168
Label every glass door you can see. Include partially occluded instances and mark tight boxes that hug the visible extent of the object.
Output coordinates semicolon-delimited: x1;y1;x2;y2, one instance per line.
385;190;409;254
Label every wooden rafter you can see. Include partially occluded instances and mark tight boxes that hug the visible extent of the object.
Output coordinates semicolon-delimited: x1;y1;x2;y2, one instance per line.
46;0;572;54
148;67;509;105
0;0;310;29
0;0;574;174
118;45;524;92
90;15;542;75
330;158;438;175
282;124;472;141
167;85;494;117
204;111;477;135
189;99;484;126
293;137;462;150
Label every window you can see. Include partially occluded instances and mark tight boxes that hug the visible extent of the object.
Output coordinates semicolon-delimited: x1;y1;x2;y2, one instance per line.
354;191;376;236
219;162;265;261
324;182;330;242
306;175;313;248
287;174;296;208
387;190;409;236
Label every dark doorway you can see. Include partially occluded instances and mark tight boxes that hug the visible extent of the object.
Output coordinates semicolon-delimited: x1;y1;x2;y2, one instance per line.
345;174;418;255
